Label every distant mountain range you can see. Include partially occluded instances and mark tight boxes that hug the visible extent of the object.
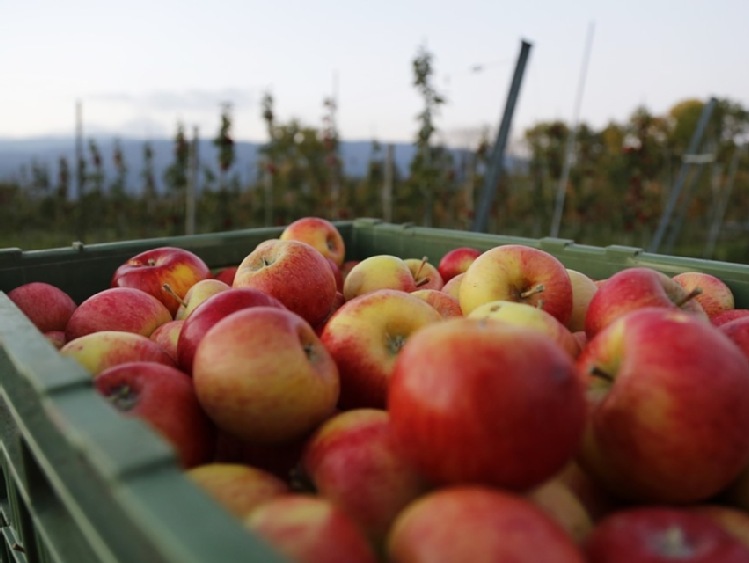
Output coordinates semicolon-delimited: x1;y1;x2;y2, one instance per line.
0;136;527;196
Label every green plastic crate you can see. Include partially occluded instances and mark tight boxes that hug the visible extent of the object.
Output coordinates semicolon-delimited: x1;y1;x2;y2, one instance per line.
1;218;749;562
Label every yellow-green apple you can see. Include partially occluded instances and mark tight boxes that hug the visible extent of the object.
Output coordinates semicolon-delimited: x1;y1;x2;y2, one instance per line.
45;330;67;349
459;244;574;325
576;307;749;504
404;257;444;291
713;309;749;326
111;246;210;316
95;361;215;468
7;281;77;332
410;289;462;318
300;409;428;546
584;266;707;340
441;272;464;302
691;505;749;550
583;506;749;562
212;265;239;286
279;216;346;267
243;495;379;563
673;271;735;320
60;330;176;376
177;287;285;375
387;486;585;563
193;307;339;444
233;238;337;326
66;287;172;341
527;479;594;544
343;255;417;301
437;246;481;283
388;317;585;490
174;278;230;320
566;269;599;333
149;319;184;363
718;317;749;362
468;300;580;359
186;462;289;518
320;289;442;409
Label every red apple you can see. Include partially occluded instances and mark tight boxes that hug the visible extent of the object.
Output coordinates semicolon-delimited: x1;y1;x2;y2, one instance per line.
7;281;77;333
387;486;585;563
325;256;344;293
441;272;464;301
65;287;172;341
438;246;481;283
280;216;346;267
60;330;177;376
713;309;749;327
343;255;417;301
111;246;211;316
691;505;749;550
673;271;735;320
321;289;442;410
300;409;428;546
45;330;67;349
213;265;239;286
149;319;184;363
577;307;749;504
193;307;339;444
718;317;749;362
244;495;379;563
95;361;215;468
186;462;289;519
584;506;749;562
177;287;285;375
459;244;574;325
233;238;337;326
410;288;463;318
584;266;707;340
388;317;586;491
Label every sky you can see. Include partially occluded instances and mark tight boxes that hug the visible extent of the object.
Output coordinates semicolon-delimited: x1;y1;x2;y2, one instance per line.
2;0;748;148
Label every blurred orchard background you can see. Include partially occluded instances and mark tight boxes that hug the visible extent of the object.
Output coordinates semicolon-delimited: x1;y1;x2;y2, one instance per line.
2;44;748;263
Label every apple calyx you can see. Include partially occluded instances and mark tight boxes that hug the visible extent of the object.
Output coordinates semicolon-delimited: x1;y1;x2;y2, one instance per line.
588;365;615;384
520;284;545;299
656;526;692;558
147;258;157;266
162;283;187;308
107;384;138;411
387;333;407;355
675;287;703;308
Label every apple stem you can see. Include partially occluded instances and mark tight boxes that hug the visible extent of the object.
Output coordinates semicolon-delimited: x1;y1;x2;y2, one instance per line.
162;283;187;308
676;287;703;308
588;365;614;383
414;256;428;279
520;284;545;299
416;277;431;288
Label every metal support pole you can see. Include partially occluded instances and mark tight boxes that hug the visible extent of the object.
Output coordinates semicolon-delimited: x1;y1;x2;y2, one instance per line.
471;39;533;233
382;144;394;222
704;143;745;258
648;97;717;253
185;126;198;235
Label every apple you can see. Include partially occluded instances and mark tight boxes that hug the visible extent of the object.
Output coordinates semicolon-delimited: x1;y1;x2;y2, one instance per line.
149;319;184;363
60;330;176;377
65;287;172;341
177;287;285;375
193;307;339;444
459;244;574;325
174;278;230;320
45;330;67;349
243;494;379;563
213;431;310;482
321;289;442;410
300;409;428;546
387;486;585;563
553;460;618;523
583;506;749;562
111;246;211;316
186;462;289;519
279;216;346;267
343;255;417;301
584;266;707;340
388;317;586;490
404;257;444;291
527;479;594;544
441;272;464;302
718;317;749;362
713;309;749;327
95;361;215;468
577;307;749;504
437;247;481;283
7;281;77;333
691;505;749;550
673;271;735;319
324;256;344;293
312;291;345;337
468;300;580;359
566;269;599;333
233;238;337;326
340;260;360;282
212;265;239;286
410;288;462;318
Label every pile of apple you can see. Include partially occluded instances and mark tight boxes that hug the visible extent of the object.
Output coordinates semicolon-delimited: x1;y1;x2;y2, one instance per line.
9;216;749;563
